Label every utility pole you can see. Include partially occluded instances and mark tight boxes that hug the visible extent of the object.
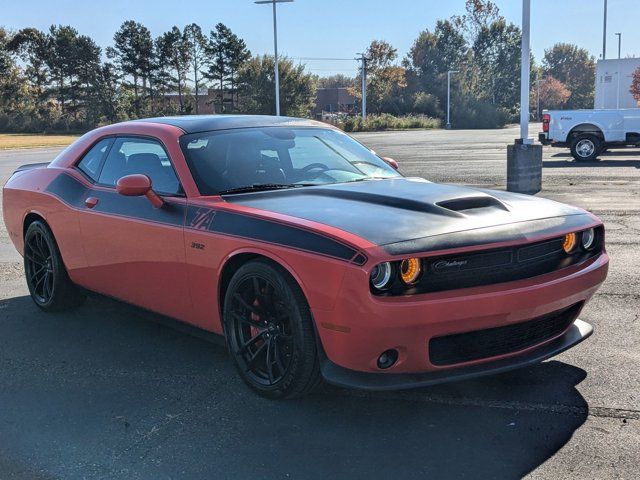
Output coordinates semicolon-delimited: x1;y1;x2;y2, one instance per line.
446;70;458;129
615;32;621;59
615;32;622;109
357;53;367;118
602;0;608;60
255;0;294;116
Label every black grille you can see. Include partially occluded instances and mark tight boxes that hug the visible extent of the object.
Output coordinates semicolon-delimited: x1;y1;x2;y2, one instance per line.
428;303;582;366
376;228;603;296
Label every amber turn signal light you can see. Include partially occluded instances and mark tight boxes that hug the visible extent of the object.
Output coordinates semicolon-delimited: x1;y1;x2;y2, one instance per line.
400;258;422;285
563;233;577;253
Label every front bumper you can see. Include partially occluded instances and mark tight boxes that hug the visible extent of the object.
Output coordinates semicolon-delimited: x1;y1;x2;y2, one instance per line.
314;252;608;377
321;319;592;390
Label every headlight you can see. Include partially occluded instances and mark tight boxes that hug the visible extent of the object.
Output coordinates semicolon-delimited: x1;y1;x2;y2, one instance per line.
370;262;393;290
400;258;422;285
581;228;596;250
563;233;577;253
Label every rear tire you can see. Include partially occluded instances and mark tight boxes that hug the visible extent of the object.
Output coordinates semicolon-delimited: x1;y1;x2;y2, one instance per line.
24;220;85;312
570;134;601;162
223;260;321;399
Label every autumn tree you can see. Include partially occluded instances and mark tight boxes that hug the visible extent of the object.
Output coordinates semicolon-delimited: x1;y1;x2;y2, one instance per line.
630;67;640;106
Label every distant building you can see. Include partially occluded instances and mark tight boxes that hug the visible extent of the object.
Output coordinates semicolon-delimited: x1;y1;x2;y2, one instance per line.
594;58;640;109
162;88;237;114
312;87;357;118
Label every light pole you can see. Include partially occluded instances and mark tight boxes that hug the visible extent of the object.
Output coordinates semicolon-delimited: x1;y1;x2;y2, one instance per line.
255;0;294;116
519;0;531;142
446;70;458;129
602;0;608;59
507;0;541;196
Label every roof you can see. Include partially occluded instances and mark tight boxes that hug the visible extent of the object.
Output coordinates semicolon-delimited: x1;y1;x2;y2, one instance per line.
134;115;329;134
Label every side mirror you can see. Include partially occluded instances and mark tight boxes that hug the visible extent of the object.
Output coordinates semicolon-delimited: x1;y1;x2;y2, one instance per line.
382;156;399;170
116;174;164;208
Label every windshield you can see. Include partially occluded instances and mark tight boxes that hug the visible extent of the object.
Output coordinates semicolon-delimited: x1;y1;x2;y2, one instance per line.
179;127;401;195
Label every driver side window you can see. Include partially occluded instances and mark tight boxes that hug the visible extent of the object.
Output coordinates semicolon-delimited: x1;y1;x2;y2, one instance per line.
98;137;181;195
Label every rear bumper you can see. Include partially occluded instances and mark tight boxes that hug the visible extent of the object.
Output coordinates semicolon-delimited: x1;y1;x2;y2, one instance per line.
538;132;552;145
321;319;593;390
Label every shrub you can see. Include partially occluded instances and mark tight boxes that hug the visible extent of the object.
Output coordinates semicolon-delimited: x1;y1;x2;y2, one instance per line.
337;114;440;132
450;98;508;129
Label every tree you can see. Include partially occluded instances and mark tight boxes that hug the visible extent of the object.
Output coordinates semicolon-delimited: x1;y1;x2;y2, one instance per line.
237;55;316;116
204;23;250;112
184;24;206;114
543;43;595;109
157;27;192;113
472;19;522;109
7;28;49;103
225;29;250;110
107;21;155;116
317;74;356;89
533;76;571;111
349;40;407;114
630;67;640;106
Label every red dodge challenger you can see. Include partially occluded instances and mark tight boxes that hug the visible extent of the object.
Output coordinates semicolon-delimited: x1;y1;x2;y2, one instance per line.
2;115;609;398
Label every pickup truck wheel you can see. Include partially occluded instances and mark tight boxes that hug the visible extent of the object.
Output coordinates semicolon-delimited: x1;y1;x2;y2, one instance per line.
570;134;601;162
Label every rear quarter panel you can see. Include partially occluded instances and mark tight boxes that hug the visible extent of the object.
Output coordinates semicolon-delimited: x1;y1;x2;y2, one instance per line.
3;167;86;272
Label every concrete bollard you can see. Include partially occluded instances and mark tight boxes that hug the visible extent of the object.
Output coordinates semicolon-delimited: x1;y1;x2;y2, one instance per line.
507;142;542;195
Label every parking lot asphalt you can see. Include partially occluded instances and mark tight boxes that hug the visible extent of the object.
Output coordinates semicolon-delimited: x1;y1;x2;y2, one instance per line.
0;125;638;479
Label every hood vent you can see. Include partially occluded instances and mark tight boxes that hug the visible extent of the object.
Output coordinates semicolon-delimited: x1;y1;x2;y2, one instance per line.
436;196;509;214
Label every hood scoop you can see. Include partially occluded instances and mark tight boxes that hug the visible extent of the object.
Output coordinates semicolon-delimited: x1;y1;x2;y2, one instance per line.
436;196;509;214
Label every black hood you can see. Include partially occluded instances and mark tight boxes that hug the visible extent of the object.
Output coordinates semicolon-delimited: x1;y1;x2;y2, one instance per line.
224;178;593;255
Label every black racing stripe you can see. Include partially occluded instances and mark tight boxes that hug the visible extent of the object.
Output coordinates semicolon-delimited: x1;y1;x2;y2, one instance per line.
46;173;360;262
46;172;89;207
186;206;358;262
46;173;185;226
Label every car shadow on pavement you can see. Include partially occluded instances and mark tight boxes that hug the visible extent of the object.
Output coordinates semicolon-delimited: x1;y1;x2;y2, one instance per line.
0;295;589;480
546;151;640;168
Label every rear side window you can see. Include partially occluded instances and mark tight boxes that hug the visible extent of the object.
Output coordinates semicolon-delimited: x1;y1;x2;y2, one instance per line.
98;137;181;195
76;138;112;181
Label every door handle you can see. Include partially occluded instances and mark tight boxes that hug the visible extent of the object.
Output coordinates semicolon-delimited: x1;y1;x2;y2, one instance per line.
85;197;99;209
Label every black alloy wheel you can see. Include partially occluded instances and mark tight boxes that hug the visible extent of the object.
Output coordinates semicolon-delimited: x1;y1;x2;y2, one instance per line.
24;221;85;311
224;260;321;398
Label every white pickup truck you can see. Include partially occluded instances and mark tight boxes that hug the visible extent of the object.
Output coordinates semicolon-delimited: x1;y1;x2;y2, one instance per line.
538;108;640;161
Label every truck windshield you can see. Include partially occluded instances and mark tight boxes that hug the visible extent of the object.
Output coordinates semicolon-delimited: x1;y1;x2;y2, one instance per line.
179;127;401;195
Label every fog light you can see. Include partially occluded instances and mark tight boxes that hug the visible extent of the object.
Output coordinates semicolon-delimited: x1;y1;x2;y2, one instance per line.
563;233;577;253
581;228;596;250
377;349;399;369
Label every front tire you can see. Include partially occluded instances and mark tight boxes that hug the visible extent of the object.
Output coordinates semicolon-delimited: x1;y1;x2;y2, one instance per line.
570;134;601;162
24;220;85;311
223;260;321;399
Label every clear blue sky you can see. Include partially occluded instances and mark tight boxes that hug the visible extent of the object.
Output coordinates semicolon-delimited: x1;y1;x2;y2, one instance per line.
2;0;637;76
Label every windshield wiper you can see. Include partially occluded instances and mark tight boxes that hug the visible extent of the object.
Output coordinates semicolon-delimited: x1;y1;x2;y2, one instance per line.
219;183;315;195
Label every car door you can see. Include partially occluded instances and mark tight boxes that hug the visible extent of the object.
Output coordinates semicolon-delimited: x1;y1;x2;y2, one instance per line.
76;135;190;320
